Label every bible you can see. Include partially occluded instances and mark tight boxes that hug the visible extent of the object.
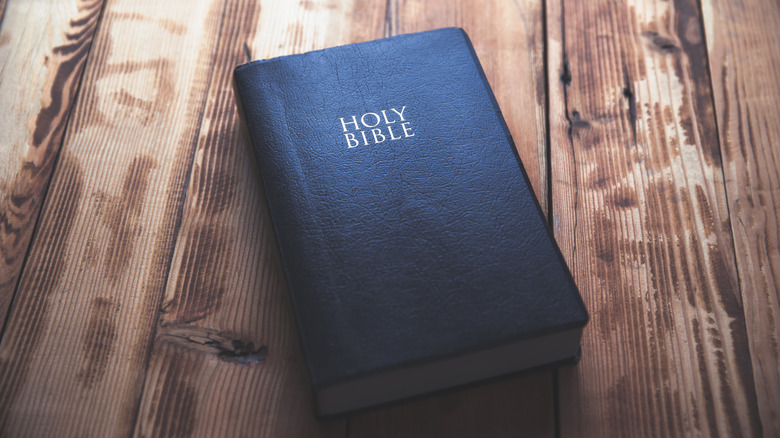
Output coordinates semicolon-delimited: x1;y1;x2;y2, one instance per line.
233;28;588;417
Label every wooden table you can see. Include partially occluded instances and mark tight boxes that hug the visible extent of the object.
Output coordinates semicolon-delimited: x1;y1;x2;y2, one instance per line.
1;0;777;436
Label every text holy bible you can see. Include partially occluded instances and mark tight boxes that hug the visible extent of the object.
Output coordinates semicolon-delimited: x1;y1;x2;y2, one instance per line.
233;28;588;417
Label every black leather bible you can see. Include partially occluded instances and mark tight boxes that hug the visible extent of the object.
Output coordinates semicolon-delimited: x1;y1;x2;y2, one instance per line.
233;28;588;417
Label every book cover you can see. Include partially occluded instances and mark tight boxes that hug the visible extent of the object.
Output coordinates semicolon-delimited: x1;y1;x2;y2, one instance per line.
233;27;588;417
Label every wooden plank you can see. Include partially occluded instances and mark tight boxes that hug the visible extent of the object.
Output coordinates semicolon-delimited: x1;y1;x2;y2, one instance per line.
132;0;386;436
350;375;555;438
701;0;780;433
0;1;230;435
349;1;555;437
547;0;762;435
0;0;102;331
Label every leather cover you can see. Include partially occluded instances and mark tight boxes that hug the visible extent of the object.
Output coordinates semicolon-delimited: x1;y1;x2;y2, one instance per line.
233;28;588;411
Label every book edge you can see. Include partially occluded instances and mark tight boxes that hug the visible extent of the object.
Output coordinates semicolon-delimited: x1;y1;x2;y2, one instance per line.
457;27;591;330
234;27;466;73
313;329;585;419
232;71;324;400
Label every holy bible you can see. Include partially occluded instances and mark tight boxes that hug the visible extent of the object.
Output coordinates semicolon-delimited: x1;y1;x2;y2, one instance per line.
233;28;588;417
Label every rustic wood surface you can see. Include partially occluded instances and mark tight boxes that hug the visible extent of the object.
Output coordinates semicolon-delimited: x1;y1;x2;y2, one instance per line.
701;0;780;434
549;0;762;435
0;0;103;332
0;0;777;436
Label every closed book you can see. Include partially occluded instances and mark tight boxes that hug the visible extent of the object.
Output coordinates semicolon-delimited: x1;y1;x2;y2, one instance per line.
233;27;588;418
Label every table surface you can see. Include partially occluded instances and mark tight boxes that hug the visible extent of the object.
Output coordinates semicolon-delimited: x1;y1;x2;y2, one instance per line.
1;0;778;436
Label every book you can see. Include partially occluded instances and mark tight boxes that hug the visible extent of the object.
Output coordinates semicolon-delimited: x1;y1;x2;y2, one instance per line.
233;27;588;418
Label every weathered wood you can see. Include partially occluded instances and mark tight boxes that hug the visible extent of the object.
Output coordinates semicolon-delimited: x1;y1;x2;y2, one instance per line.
548;0;762;435
0;0;102;332
0;0;230;435
0;0;775;435
701;0;780;434
349;1;555;437
133;0;386;436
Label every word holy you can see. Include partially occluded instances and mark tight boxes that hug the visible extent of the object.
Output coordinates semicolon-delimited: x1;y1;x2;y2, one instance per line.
339;106;414;148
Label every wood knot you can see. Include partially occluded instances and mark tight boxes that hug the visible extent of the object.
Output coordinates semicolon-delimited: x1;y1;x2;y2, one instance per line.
158;325;268;366
560;58;572;86
571;110;591;129
643;31;678;52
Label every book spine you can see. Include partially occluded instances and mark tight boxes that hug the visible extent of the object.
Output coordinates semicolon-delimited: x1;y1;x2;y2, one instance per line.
232;68;323;391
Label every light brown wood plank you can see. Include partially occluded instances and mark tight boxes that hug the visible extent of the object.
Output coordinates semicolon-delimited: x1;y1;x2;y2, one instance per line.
349;1;554;436
701;0;780;434
0;0;102;331
133;0;386;436
548;0;762;435
0;0;229;435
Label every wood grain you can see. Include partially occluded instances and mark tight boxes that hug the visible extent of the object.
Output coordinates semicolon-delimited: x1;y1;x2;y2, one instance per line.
548;0;761;435
0;0;102;332
133;0;386;436
0;0;230;435
701;0;780;434
349;1;555;437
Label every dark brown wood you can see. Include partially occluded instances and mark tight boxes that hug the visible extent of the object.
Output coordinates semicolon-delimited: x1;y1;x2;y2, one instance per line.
0;0;103;332
548;0;762;435
349;375;555;438
132;0;386;436
702;0;780;433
